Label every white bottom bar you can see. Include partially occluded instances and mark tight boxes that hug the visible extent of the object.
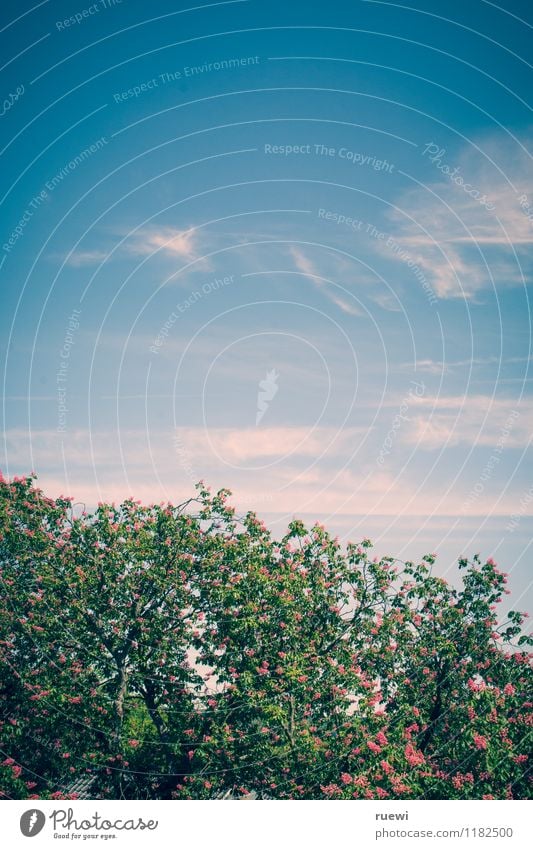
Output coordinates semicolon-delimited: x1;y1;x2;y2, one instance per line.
3;799;532;848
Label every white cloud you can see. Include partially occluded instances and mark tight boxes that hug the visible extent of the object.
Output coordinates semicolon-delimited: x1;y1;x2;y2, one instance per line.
128;227;199;261
289;246;317;280
328;292;363;316
4;402;531;521
402;394;532;449
289;246;364;315
64;250;109;267
2;425;363;472
59;227;208;272
368;290;403;312
176;425;365;463
384;134;533;298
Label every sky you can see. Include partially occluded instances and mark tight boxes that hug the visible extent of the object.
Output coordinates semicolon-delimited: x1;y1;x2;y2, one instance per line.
1;0;532;608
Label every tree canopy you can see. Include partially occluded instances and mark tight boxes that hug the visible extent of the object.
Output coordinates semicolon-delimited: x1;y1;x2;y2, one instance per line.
0;474;531;800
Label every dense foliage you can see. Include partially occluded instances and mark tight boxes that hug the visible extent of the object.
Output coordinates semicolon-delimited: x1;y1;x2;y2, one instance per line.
0;474;531;800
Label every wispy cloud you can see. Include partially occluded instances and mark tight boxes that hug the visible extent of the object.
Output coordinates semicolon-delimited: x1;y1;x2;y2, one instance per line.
289;246;317;279
128;227;200;261
383;134;533;298
397;355;532;376
289;246;364;315
64;249;109;267
402;394;532;449
4;422;530;519
176;425;365;462
58;226;207;270
2;426;365;470
368;290;402;312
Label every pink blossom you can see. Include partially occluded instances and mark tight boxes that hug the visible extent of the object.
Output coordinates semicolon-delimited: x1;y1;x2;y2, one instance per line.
320;783;342;798
405;743;425;767
473;733;488;751
467;677;486;693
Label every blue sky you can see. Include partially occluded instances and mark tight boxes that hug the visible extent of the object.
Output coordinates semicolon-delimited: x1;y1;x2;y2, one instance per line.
1;0;532;605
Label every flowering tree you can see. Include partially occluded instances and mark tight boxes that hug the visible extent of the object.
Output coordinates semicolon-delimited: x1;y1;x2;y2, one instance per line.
0;474;531;800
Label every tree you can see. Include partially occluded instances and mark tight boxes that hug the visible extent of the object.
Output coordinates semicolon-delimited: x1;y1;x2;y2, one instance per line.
0;474;531;800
